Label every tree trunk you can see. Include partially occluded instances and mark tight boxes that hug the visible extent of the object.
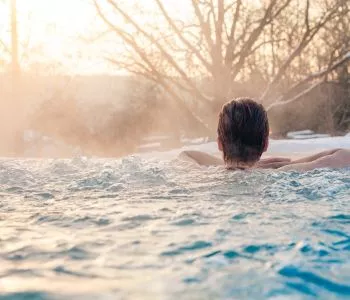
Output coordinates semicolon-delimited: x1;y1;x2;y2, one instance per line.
10;0;23;155
11;0;20;80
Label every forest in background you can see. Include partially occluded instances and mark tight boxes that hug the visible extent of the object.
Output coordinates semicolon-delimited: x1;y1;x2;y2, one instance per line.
0;0;349;156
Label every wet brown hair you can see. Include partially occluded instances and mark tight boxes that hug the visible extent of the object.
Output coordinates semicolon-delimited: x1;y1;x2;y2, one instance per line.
217;98;269;164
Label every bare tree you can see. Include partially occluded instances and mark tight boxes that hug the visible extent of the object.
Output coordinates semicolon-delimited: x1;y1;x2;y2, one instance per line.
262;0;349;106
93;0;348;135
266;51;350;110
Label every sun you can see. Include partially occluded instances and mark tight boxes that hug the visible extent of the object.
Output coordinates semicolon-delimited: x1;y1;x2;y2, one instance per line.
0;0;97;72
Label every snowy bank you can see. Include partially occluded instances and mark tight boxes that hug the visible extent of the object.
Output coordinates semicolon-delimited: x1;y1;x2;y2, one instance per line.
140;136;350;160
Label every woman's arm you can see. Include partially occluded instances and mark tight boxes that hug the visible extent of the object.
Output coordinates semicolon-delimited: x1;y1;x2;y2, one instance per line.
287;149;342;164
278;149;350;171
256;150;344;170
179;150;224;166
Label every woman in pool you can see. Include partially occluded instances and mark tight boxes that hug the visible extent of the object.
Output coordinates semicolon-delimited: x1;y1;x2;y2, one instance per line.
180;98;350;171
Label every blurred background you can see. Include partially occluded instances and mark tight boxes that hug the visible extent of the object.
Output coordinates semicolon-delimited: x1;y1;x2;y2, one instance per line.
0;0;349;157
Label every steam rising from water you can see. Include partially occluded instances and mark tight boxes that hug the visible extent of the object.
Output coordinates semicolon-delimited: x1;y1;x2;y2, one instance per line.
0;74;174;157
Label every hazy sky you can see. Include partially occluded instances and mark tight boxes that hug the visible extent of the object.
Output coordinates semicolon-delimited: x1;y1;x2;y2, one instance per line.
0;0;192;75
0;0;112;74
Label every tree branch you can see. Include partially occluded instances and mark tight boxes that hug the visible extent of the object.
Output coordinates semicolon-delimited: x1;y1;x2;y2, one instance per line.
191;0;214;53
213;0;224;65
0;39;10;54
267;81;322;111
154;0;212;74
224;0;241;66
267;51;350;111
231;0;290;80
94;0;210;133
261;1;344;101
104;0;211;103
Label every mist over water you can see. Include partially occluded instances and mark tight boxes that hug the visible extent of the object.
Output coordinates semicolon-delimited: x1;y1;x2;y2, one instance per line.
0;74;173;157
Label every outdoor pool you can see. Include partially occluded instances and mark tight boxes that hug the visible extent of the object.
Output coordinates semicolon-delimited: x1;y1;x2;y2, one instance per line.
0;156;349;299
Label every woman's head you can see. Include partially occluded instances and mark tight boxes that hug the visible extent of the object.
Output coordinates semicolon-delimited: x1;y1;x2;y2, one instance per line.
217;98;269;165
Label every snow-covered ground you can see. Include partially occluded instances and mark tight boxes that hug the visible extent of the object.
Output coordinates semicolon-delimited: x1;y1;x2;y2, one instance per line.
22;129;350;159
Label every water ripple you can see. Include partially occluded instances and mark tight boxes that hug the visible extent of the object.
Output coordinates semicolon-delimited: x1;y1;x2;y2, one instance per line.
279;266;350;295
0;157;348;299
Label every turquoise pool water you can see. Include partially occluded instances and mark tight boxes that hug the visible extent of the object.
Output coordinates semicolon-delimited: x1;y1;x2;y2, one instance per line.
0;157;349;299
